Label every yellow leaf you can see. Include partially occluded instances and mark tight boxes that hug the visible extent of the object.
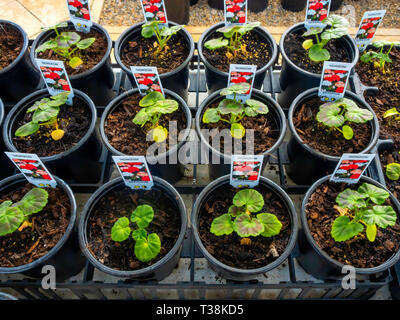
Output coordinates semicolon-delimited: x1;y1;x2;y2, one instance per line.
334;205;349;216
69;56;83;69
51;129;65;141
303;39;314;50
152;126;168;143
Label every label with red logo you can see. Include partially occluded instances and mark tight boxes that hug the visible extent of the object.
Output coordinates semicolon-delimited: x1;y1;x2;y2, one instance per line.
5;152;57;188
140;0;168;25
224;0;247;25
319;61;352;101
230;155;264;188
355;10;386;52
130;66;164;96
67;0;92;32
305;0;331;30
112;156;154;190
330;154;375;184
227;64;257;102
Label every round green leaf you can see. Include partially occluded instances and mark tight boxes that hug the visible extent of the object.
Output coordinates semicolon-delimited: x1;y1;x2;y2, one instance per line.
134;233;161;262
321;27;348;41
13;188;48;216
230;123;245;139
15;121;40;137
76;37;96;50
363;206;397;228
257;213;282;237
245;99;269;114
303;27;323;37
35;39;58;53
336;189;367;209
32;106;60;123
218;99;244;115
58;32;81;47
316;105;345;127
331;216;364;242
139;91;165;107
204;37;229;50
342;125;354;140
203;108;221;123
160;25;184;37
233;189;264;213
386;163;400;181
152;99;179;114
309;44;330;62
220;83;251;96
323;15;350;28
141;22;156;38
0;206;24;237
132;108;151;125
237;22;260;34
345;107;373;123
233;214;264;237
132;228;147;241
228;205;244;216
111;217;131;242
131;204;154;228
357;183;389;205
210;214;234;236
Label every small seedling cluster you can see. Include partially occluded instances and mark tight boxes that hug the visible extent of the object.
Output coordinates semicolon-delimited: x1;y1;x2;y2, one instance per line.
361;40;400;74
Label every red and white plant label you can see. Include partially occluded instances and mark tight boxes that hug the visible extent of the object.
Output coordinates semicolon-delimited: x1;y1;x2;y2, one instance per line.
5;152;57;188
355;10;386;52
227;64;257;102
36;59;74;105
230;155;264;188
112;156;154;190
224;0;247;25
67;0;92;32
305;0;331;30
318;61;352;101
140;0;168;25
330;154;375;184
130;66;165;96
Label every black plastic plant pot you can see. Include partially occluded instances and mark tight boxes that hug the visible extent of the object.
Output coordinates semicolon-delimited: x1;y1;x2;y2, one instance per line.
114;22;195;102
0;174;86;281
298;175;400;280
195;89;287;180
286;88;379;186
165;0;190;24
30;21;115;106
3;89;102;184
330;0;344;11
207;0;268;12
0;99;15;180
198;22;278;94
0;292;17;300
100;88;192;184
0;20;40;104
278;22;359;110
281;0;307;12
78;176;188;281
192;175;298;281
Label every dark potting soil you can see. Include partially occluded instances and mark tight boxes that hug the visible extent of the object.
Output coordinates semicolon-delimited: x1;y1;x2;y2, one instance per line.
120;32;189;74
200;99;280;154
0;23;23;70
86;186;181;271
12;96;91;157
293;96;372;156
104;92;187;156
0;183;70;268
284;30;351;74
36;27;108;76
305;180;400;268
203;30;271;73
198;184;291;269
380;143;400;198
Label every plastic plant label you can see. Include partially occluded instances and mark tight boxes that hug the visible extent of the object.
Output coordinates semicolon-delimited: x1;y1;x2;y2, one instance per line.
67;0;93;33
330;153;375;184
36;59;74;105
304;0;331;30
230;155;264;188
355;10;386;52
224;0;247;25
227;64;257;102
130;66;165;96
5;152;57;188
318;61;351;101
140;0;168;26
112;156;154;190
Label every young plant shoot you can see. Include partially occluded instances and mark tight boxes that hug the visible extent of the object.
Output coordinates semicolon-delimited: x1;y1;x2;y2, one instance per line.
383;107;400;122
15;91;70;141
111;204;161;263
360;40;400;74
202;82;269;139
331;183;397;242
386;162;400;181
204;22;260;60
210;189;282;246
316;98;373;140
302;15;349;62
0;188;48;237
132;91;179;143
35;22;96;69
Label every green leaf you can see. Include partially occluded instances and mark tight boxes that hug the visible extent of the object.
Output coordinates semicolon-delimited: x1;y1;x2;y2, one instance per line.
309;44;330;62
0;205;24;237
132;108;151;125
316;105;345;127
257;213;282;237
131;204;154;228
160;25;184;37
216;25;240;38
342;125;354;140
336;189;367;209
233;214;264;237
386;163;400;181
220;83;251;96
357;183;389;205
363;206;397;228
321;27;348;41
345;107;373;124
32;106;60;123
134;233;161;262
228;205;244;217
132;228;147;241
13;188;48;216
361;51;379;63
210;214;234;236
231;123;245;139
245;99;269;114
48;92;69;106
331;216;364;242
141;21;157;38
139;91;165;107
151;99;179;114
58;32;81;47
76;37;96;50
204;37;229;50
366;223;377;242
202;108;221;123
35;39;58;53
383;108;400;119
321;98;358;111
218;99;244;115
323;15;350;28
303;27;323;37
15;121;40;137
69;56;83;68
373;40;393;48
237;22;260;34
111;217;131;242
233;189;264;213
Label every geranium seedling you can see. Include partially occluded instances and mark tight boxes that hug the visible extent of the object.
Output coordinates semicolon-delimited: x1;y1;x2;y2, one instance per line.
383;107;400;121
386;162;400;181
302;15;349;62
202;82;268;138
210;189;282;246
0;188;48;237
35;22;96;69
111;204;161;262
204;22;260;61
132;91;179;143
331;183;397;242
15;91;70;141
316;97;373;140
360;40;400;74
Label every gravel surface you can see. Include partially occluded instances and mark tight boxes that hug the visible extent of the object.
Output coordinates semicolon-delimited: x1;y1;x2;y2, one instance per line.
100;0;399;28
